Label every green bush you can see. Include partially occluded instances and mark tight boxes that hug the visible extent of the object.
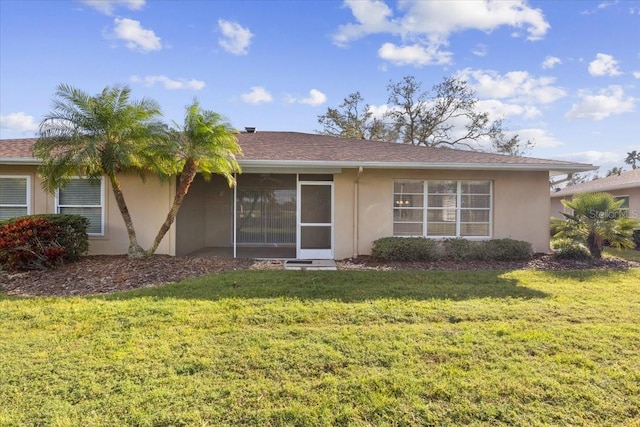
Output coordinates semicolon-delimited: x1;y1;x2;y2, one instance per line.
441;238;476;260
633;229;640;250
475;238;534;261
551;238;592;261
0;214;89;271
371;237;441;262
372;237;533;262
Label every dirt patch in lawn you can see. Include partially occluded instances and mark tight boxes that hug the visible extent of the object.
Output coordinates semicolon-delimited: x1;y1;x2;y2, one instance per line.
1;253;638;297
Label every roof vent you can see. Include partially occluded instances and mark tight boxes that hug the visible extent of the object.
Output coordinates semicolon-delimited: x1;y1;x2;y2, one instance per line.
245;127;256;133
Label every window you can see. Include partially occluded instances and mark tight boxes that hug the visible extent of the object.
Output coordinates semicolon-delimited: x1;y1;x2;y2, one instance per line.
615;196;630;217
56;178;104;235
0;176;30;220
394;180;492;238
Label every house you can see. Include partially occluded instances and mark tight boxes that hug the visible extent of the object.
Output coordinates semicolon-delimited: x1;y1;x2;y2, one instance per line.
1;131;595;259
550;169;640;219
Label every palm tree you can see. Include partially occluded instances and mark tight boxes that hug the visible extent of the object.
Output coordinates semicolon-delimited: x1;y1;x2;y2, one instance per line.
605;166;624;177
145;100;243;256
552;192;638;258
35;84;171;258
624;150;639;169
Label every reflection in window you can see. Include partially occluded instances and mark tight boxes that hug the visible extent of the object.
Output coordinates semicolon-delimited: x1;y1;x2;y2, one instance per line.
393;180;492;238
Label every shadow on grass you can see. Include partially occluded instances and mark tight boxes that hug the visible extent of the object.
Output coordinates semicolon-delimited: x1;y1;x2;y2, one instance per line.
102;269;548;303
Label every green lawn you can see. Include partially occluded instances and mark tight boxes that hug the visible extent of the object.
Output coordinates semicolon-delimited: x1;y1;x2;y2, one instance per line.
1;269;639;426
604;247;640;262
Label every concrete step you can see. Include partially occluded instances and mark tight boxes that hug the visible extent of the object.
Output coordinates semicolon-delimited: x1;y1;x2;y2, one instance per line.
283;259;337;271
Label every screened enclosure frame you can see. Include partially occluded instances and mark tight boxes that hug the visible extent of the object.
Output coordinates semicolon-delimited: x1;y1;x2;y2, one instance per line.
232;173;334;259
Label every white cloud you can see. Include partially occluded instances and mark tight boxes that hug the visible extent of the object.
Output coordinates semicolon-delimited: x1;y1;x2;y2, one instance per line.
378;41;452;66
565;85;635;120
542;56;561;69
459;68;567;104
472;44;488;57
632;71;640;79
476;99;542;120
0;112;38;134
80;0;145;15
218;19;253;55
555;150;621;165
335;0;549;43
512;128;562;148
112;18;161;52
580;1;619;15
286;89;327;106
333;0;396;46
241;86;272;104
130;75;205;90
588;53;621;76
333;0;549;67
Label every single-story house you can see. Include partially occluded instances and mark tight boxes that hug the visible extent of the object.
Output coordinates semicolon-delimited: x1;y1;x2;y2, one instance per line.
550;168;640;219
1;131;595;259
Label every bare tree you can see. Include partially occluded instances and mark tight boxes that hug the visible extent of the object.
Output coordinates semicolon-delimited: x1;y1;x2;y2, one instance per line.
317;92;393;141
317;76;532;155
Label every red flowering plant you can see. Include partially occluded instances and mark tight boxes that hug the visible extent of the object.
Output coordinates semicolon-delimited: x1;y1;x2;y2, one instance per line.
0;216;67;271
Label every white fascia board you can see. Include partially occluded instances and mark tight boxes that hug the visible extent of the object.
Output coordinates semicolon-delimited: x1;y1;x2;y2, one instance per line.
0;157;41;165
552;181;640;197
239;159;597;174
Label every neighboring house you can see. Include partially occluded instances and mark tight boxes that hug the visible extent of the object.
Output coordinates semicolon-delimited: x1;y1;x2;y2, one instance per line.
550;169;640;219
1;131;594;259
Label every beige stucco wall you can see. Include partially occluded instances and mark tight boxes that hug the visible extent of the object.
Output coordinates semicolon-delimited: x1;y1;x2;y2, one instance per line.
551;187;640;220
334;168;552;258
3;165;553;258
1;165;176;256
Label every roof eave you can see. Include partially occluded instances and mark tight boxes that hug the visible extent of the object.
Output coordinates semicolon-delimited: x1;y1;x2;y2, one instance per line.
239;159;596;174
552;182;640;197
0;157;41;165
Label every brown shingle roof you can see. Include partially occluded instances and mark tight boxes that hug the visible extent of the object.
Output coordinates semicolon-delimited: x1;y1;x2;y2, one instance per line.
1;132;594;173
552;168;640;197
0;138;36;159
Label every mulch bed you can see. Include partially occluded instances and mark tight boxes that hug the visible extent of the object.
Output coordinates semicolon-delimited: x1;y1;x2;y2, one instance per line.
1;253;638;298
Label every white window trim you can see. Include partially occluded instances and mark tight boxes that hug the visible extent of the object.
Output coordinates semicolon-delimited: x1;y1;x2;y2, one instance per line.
0;175;31;218
393;179;493;239
55;177;105;236
614;195;630;217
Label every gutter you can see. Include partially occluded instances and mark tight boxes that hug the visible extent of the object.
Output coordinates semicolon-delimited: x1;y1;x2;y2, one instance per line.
1;157;597;175
238;159;596;174
0;157;41;165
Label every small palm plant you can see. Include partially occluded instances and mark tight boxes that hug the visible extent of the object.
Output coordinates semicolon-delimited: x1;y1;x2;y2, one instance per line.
551;192;638;258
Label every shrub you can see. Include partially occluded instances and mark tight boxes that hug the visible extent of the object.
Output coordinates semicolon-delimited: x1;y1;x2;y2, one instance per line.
0;214;89;271
633;229;640;250
42;214;90;260
441;238;476;261
551;238;592;261
474;238;534;261
371;237;440;262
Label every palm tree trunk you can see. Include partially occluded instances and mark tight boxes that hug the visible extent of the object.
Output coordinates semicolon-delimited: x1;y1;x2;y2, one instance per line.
109;174;145;258
146;159;199;257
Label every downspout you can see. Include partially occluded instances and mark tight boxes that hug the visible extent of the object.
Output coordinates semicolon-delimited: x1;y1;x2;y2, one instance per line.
353;166;364;258
233;173;237;259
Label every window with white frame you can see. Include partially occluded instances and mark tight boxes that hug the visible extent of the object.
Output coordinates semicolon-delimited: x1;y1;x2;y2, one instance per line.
394;179;492;238
56;178;104;235
0;176;30;220
615;196;630;217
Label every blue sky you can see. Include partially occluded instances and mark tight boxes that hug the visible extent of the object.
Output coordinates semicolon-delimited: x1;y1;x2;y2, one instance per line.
1;0;638;173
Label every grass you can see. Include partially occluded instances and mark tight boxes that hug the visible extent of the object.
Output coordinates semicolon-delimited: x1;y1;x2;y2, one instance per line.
604;247;640;262
1;269;639;426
